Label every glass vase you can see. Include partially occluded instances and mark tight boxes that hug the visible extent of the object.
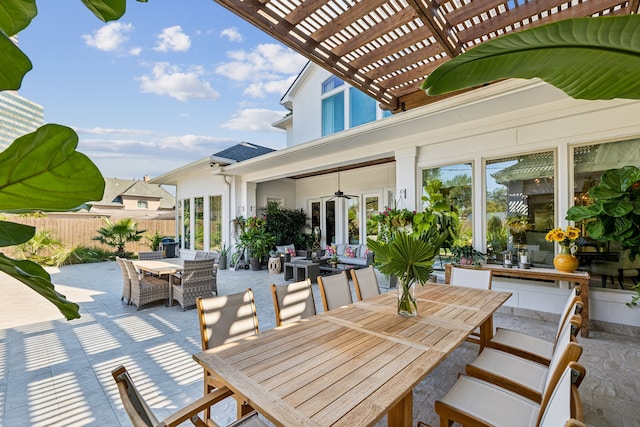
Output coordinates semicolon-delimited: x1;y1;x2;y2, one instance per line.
397;279;417;317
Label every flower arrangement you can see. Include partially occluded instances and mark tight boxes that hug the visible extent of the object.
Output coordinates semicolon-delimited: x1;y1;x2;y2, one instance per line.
545;226;581;250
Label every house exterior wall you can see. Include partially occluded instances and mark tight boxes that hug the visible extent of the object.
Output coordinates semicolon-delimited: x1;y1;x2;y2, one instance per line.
121;196;161;211
285;67;322;146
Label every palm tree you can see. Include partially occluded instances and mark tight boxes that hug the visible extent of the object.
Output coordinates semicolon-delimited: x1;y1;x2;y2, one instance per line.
93;218;146;257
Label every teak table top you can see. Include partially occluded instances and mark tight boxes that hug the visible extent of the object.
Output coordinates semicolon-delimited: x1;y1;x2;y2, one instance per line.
193;283;511;427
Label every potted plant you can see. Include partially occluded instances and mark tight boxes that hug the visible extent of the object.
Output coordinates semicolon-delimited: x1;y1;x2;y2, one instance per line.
218;244;229;270
237;217;276;271
367;230;447;316
450;244;485;267
329;254;339;267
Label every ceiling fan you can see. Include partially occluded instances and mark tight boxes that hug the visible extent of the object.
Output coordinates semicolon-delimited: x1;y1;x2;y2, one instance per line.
327;172;357;201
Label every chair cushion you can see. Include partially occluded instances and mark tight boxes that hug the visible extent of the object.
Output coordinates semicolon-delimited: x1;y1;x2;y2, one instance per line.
490;328;555;361
439;375;539;426
468;348;548;394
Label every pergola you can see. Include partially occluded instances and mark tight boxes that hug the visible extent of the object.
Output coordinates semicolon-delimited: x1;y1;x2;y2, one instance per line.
215;0;639;112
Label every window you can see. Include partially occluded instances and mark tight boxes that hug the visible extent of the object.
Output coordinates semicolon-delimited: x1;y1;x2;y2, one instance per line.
209;195;222;251
183;199;190;250
322;93;344;136
322;76;343;94
349;87;376;127
365;196;379;241
423;163;473;247
137;200;148;209
486;152;555;263
347;197;360;245
194;197;204;250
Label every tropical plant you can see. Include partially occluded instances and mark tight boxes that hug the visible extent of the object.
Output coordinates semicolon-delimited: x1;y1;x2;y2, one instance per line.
144;230;167;251
420;15;640;102
367;230;447;315
566;166;640;305
450;244;485;266
93;218;146;256
262;201;308;246
368;207;415;243
15;229;62;264
237;217;276;261
1;1;140;320
486;215;508;256
414;179;460;248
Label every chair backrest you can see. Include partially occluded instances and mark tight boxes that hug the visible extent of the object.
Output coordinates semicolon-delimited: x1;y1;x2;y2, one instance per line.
115;257;130;293
271;279;316;326
194;250;208;260
449;266;492;289
541;315;583;406
138;251;164;260
196;289;259;350
111;365;159;427
317;272;353;311
554;288;582;340
123;259;142;286
205;251;221;262
351;266;381;301
538;363;586;427
618;249;640;269
182;259;216;281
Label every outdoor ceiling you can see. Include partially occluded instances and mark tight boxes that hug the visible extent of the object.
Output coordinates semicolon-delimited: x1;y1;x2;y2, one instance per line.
215;0;639;112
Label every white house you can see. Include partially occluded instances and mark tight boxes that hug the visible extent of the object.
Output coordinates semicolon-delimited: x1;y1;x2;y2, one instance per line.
152;60;640;333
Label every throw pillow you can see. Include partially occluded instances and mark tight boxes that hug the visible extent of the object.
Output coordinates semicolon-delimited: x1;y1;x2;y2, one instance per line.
345;246;356;258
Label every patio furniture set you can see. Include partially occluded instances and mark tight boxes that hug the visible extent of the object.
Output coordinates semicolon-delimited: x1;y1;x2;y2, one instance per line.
111;265;588;426
117;250;218;311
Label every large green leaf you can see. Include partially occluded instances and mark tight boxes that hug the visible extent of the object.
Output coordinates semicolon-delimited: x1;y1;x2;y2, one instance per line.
0;124;105;212
0;254;80;320
0;0;37;36
0;220;34;247
421;15;640;100
0;33;32;90
600;165;640;192
602;200;633;217
566;204;601;222
81;0;126;22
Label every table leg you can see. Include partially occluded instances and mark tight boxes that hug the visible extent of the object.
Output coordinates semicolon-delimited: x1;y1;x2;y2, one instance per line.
388;390;412;427
478;315;494;351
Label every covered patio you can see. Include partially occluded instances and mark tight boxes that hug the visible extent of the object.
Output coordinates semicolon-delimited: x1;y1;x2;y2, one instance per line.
0;261;638;426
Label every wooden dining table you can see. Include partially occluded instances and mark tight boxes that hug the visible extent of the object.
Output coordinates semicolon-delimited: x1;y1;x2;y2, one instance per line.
193;283;511;427
133;259;184;304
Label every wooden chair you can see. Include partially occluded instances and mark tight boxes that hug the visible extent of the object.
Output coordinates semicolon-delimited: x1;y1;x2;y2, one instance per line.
487;288;582;365
196;289;259;419
448;266;493;345
271;279;316;326
171;259;217;310
350;266;381;301
115;256;131;304
111;365;266;427
465;314;583;403
138;251;164;260
317;272;353;311
432;362;586;427
122;259;170;311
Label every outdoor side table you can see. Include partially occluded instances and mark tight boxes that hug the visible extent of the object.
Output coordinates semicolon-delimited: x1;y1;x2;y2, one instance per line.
283;261;320;282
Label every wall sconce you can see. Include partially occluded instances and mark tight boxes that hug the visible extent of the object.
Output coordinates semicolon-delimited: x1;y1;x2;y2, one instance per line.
399;189;407;199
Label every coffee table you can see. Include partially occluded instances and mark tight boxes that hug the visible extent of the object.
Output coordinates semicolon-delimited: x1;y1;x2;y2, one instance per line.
319;262;364;276
283;260;320;282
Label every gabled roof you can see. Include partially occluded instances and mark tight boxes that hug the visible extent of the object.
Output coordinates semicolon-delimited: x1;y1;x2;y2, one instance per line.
214;0;640;113
93;178;175;209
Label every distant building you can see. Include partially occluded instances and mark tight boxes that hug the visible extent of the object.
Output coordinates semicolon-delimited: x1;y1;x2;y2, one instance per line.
87;177;176;219
0;91;44;150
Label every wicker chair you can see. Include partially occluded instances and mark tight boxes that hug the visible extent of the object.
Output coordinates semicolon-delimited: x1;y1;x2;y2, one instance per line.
171;258;217;310
138;251;164;260
115;256;131;304
122;259;170;311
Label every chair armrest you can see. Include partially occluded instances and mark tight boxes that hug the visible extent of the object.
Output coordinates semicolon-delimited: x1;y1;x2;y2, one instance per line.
159;387;234;427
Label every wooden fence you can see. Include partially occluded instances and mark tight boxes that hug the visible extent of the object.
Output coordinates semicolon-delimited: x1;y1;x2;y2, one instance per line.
3;217;176;256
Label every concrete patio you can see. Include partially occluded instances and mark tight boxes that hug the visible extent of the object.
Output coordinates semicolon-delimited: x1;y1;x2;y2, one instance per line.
0;260;638;427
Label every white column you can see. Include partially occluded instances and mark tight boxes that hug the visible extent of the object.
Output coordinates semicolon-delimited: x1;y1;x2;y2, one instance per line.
394;146;418;211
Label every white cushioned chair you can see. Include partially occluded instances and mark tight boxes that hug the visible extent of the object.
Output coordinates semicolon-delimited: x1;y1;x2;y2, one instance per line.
271;279;316;326
317;271;353;311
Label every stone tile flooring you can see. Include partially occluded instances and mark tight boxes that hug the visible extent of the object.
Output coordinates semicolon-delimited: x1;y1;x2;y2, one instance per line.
0;261;638;426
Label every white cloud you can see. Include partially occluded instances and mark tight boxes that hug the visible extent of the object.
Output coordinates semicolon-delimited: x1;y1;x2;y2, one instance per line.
82;22;134;52
154;25;191;52
137;62;219;101
75;126;156;136
129;47;142;56
244;75;297;98
221;109;287;132
215;43;307;83
220;27;242;42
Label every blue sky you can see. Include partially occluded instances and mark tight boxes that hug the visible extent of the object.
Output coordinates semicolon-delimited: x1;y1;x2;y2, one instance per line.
18;1;308;180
